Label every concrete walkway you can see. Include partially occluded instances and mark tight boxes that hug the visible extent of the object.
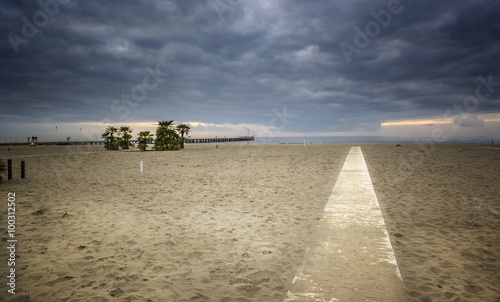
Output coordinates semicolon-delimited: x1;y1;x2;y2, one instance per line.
284;147;405;302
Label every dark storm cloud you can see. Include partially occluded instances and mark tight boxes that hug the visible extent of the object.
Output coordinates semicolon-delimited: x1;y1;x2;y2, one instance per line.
1;0;499;137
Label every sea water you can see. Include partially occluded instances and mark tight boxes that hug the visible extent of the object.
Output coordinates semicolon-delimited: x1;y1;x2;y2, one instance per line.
251;136;500;144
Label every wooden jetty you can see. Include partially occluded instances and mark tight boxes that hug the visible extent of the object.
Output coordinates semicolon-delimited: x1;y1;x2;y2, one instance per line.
0;136;254;146
185;136;254;144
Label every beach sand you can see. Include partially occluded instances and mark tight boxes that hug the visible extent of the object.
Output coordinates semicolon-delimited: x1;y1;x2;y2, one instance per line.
0;143;498;301
363;143;500;302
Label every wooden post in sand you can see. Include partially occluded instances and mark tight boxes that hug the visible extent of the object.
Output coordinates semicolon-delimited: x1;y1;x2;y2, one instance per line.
21;161;25;179
140;161;144;173
7;159;12;180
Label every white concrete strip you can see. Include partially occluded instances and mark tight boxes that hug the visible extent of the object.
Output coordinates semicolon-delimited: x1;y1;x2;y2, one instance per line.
284;147;405;302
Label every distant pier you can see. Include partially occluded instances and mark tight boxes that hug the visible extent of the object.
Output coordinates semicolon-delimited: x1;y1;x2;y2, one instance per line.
0;136;255;146
185;136;254;144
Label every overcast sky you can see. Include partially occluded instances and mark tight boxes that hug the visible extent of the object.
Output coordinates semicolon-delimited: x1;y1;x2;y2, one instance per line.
1;0;499;140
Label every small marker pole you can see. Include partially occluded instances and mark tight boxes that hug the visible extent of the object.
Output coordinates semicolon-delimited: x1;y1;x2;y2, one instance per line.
140;161;144;173
8;159;12;180
21;161;25;179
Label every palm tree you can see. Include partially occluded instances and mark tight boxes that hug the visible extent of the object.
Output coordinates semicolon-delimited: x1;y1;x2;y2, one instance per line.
154;120;181;150
119;126;133;149
101;126;119;150
137;131;154;151
176;124;191;149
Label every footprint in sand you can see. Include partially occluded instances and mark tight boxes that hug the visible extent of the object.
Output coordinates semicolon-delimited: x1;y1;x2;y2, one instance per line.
45;276;74;287
109;288;124;297
86;297;109;302
31;209;46;216
246;270;276;286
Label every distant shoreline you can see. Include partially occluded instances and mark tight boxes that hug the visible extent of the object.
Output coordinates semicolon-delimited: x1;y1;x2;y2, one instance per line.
1;135;499;146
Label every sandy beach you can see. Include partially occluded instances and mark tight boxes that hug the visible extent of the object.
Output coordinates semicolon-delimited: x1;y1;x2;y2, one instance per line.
0;143;499;301
363;143;500;302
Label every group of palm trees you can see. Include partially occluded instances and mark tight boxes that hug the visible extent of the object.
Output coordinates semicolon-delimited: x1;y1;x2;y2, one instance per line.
101;126;133;151
101;121;191;151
